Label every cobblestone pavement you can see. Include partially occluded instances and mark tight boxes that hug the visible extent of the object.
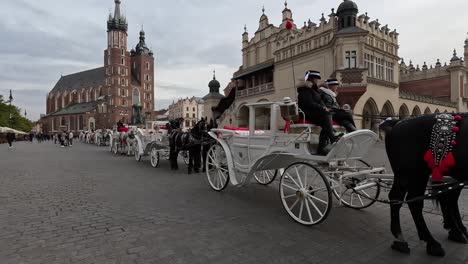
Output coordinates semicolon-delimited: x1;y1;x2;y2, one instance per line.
0;141;467;264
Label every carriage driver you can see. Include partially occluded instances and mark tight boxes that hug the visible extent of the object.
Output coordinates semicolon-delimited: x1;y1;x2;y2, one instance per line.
297;70;341;155
320;79;357;133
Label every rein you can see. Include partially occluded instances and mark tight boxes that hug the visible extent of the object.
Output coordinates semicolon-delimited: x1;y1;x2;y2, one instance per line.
362;179;467;206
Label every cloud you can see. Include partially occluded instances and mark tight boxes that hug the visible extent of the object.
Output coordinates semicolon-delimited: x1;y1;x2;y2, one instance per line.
1;0;468;120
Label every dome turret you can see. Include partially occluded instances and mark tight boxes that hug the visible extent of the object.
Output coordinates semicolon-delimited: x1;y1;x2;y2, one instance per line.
336;0;358;30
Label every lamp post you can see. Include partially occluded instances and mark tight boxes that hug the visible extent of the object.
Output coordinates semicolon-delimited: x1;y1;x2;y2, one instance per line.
8;90;13;128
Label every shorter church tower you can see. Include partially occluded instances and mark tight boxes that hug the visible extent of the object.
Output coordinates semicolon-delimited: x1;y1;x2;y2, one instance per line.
130;28;155;122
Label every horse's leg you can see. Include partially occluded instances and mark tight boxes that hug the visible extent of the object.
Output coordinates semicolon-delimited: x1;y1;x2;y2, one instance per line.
187;149;193;175
389;179;410;253
192;146;200;174
445;188;468;242
202;145;207;173
407;183;445;257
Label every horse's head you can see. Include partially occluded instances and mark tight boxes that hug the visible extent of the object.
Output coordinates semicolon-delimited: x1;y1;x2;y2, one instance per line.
191;118;208;135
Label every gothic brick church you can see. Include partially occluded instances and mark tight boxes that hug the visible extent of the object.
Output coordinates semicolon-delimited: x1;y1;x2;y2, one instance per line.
40;0;155;133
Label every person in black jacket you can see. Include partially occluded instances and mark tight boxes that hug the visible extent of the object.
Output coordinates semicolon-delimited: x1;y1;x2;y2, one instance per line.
319;79;357;132
297;70;341;155
6;131;16;149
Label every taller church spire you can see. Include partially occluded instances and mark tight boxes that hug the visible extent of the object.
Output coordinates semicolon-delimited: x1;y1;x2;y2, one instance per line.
107;0;128;32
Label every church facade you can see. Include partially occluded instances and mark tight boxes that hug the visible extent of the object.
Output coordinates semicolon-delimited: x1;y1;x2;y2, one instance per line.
40;0;155;133
218;0;468;132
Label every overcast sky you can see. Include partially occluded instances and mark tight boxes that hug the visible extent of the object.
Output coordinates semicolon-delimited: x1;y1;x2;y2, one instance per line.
1;0;467;120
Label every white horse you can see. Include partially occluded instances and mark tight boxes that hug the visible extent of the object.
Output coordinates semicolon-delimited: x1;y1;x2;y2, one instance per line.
126;128;138;156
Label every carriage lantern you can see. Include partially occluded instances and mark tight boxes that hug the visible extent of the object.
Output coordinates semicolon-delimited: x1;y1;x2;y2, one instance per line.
280;97;299;122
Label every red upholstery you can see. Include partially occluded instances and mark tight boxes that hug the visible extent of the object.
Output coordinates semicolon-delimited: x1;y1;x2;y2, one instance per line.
223;126;249;131
118;127;129;133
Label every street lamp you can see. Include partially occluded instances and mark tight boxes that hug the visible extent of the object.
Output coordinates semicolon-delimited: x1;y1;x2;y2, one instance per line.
8;90;13;128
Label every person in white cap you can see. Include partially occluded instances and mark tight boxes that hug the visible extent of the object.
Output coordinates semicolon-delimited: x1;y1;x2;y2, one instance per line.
297;70;341;155
320;78;356;132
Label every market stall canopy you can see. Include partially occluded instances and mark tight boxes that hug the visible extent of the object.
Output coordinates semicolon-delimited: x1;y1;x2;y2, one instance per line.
0;127;28;135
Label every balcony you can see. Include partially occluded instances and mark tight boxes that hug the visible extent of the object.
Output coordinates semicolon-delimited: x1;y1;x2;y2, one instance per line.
236;82;274;99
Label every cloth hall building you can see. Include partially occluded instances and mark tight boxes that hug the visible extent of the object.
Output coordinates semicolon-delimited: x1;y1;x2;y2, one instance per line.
217;0;468;133
40;0;155;133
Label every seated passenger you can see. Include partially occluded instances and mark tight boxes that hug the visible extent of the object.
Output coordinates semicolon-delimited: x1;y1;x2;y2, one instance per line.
319;79;357;132
297;70;341;155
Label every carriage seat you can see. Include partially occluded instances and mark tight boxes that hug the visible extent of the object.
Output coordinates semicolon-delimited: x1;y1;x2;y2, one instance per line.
285;119;342;133
223;126;265;136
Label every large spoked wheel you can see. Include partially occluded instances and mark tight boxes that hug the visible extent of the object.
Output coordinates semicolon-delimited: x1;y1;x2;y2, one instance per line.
180;151;189;165
206;144;229;191
134;146;142;162
253;170;278;185
150;147;160;168
280;162;332;226
331;160;381;210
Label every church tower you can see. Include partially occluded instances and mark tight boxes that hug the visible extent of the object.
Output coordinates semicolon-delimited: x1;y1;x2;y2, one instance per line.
130;28;155;121
105;0;132;124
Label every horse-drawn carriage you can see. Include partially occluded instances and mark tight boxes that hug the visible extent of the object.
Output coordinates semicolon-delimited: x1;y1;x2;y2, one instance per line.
134;121;189;167
206;98;391;226
95;129;112;146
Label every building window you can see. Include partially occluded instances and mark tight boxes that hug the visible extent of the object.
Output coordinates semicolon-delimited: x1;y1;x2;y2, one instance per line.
186;107;189;111
345;51;350;68
193;107;195;111
117;67;121;75
146;62;150;70
121;88;125;96
365;54;375;77
122;78;125;86
121;49;124;55
121;58;124;65
186;113;189;118
192;120;196;127
185;120;190;127
193;113;196;118
122;99;126;106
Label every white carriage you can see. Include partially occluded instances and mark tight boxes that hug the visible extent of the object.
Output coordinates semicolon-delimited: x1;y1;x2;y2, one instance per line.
133;121;189;167
206;98;390;225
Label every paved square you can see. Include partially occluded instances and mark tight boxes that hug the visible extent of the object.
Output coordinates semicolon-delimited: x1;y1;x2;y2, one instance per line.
0;141;467;264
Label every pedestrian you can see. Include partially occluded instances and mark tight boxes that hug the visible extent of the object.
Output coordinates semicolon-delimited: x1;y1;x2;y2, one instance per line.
6;130;16;149
54;133;57;144
61;131;67;147
69;131;74;146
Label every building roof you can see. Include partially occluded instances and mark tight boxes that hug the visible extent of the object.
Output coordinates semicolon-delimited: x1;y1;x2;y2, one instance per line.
337;0;358;15
49;100;103;116
50;67;105;94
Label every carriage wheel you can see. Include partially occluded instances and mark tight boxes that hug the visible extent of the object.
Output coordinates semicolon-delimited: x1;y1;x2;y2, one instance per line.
150;147;160;168
279;162;332;226
134;146;142;162
206;144;229;191
253;170;278;185
331;160;381;210
180;151;189;165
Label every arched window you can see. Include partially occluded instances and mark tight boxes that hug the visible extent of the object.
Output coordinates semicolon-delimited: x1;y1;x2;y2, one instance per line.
132;89;140;105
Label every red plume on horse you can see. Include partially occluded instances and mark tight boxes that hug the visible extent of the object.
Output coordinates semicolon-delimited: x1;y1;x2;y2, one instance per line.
380;113;467;257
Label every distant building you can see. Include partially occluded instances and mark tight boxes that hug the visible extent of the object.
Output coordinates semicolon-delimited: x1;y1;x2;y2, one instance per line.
168;97;204;131
39;0;155;133
217;0;468;131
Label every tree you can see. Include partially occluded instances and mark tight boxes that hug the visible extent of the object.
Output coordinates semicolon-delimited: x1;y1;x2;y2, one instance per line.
0;97;33;132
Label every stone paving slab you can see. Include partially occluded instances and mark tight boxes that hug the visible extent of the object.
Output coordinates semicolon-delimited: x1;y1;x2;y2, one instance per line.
0;141;467;264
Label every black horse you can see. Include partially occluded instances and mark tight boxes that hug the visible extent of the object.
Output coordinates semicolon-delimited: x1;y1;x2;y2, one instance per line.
380;113;467;257
169;118;209;174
